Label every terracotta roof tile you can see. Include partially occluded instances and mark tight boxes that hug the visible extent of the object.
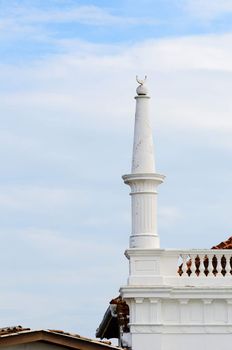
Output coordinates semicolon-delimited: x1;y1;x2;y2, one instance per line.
48;329;81;338
212;236;232;249
0;326;30;336
0;326;117;348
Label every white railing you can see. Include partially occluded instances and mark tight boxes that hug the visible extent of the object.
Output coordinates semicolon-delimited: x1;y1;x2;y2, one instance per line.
161;249;232;278
178;252;230;277
127;249;232;286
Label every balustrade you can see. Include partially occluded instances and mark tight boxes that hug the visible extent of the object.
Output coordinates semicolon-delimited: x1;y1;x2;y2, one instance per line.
177;252;232;277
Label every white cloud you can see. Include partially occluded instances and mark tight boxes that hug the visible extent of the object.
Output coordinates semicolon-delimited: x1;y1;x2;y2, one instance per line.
0;3;158;40
0;186;85;212
1;32;232;133
22;5;157;26
183;0;232;20
18;227;123;257
130;33;232;72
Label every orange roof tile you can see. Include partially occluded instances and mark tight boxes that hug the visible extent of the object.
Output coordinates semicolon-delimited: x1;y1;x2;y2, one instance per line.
212;236;232;249
0;326;121;349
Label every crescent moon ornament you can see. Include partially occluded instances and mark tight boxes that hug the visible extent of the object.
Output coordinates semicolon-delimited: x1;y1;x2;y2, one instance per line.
136;75;147;85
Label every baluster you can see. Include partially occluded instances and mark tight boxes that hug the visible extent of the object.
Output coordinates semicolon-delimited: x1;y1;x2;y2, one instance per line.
218;254;222;276
177;254;184;276
225;254;230;276
182;254;188;276
186;254;192;277
198;254;204;276
224;253;231;276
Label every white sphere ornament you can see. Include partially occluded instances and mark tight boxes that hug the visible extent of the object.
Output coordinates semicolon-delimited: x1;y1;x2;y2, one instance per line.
136;84;148;95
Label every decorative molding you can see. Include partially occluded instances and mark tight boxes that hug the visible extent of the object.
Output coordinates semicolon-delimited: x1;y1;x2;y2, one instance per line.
130;324;232;334
135;298;144;304
149;298;159;304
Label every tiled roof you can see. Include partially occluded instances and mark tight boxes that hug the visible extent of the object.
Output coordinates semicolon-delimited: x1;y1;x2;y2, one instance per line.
0;326;119;349
0;326;30;336
212;236;232;249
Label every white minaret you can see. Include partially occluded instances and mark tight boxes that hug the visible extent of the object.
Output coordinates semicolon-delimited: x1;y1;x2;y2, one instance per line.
97;78;232;350
122;77;165;249
120;78;232;350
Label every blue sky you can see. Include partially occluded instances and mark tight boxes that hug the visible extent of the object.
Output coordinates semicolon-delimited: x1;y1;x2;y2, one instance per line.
2;0;232;63
1;0;232;341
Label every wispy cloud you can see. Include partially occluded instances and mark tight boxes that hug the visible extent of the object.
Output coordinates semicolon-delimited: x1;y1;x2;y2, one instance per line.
0;2;161;63
0;3;158;32
183;0;232;20
18;5;158;26
0;186;83;212
1;33;232;132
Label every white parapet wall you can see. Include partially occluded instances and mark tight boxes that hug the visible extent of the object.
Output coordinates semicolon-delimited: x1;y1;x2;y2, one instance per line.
126;249;232;286
120;248;232;350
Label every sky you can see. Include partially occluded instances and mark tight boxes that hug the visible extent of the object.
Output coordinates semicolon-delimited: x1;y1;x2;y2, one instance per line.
1;0;232;340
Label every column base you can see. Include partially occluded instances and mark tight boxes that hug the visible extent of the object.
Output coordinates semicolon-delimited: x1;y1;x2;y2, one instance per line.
130;234;160;249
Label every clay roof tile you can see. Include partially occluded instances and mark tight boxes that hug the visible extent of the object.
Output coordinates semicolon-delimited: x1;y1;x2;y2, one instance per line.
212;236;232;249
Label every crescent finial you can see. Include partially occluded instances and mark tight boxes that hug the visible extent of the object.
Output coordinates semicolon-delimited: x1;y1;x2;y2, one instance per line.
136;75;147;85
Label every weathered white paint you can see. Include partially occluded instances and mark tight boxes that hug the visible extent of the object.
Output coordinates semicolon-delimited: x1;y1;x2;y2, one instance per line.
120;80;232;350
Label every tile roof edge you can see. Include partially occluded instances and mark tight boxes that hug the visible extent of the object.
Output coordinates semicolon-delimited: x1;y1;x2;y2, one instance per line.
0;329;122;349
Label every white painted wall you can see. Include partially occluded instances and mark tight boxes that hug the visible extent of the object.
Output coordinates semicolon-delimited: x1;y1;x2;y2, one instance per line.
132;333;232;350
